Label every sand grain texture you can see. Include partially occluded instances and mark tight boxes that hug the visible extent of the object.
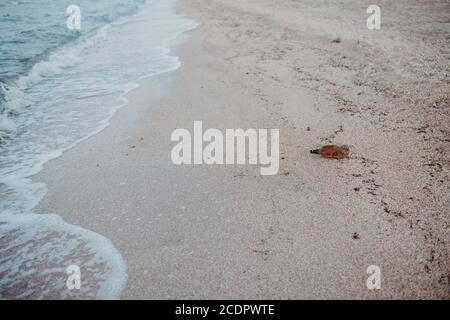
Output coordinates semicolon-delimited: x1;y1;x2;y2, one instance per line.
36;0;450;299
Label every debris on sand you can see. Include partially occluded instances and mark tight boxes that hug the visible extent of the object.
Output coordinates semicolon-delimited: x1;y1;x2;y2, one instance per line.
310;145;349;159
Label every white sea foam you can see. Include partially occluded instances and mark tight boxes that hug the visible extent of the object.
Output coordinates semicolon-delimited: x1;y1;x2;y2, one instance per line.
0;213;126;299
0;0;197;299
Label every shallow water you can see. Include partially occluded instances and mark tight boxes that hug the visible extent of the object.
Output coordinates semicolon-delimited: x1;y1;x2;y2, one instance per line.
0;0;196;299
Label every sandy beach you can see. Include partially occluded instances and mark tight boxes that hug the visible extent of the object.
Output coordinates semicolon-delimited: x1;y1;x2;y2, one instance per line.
34;0;449;299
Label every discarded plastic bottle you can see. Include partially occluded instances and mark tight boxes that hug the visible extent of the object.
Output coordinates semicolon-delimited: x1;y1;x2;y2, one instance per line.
310;145;349;159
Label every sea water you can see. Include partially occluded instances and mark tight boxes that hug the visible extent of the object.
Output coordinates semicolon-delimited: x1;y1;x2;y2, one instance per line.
0;0;196;299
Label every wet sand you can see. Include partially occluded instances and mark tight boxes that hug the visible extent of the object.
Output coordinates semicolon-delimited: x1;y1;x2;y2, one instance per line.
36;0;449;299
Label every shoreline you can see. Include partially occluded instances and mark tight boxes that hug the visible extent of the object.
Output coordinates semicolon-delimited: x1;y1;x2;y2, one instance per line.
0;0;196;299
36;0;449;299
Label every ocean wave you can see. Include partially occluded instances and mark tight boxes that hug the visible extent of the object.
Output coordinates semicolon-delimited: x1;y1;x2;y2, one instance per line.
0;213;127;299
0;0;148;142
0;0;197;299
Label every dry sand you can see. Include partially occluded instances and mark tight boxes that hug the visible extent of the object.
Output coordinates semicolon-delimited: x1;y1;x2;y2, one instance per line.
36;0;449;299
